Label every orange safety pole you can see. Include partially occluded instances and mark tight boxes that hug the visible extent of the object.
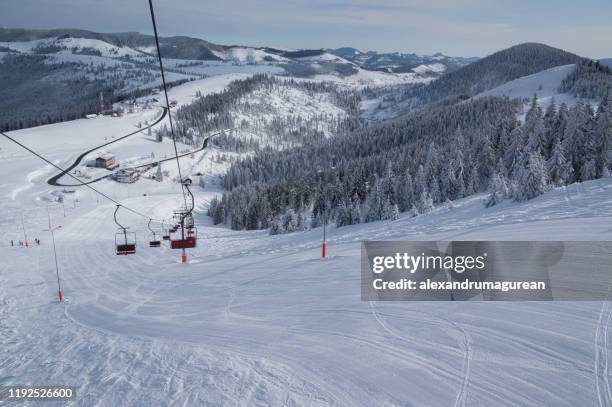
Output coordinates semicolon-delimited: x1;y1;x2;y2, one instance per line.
322;211;327;258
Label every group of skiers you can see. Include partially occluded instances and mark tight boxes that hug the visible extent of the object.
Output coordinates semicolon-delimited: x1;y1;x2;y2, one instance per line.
10;238;40;247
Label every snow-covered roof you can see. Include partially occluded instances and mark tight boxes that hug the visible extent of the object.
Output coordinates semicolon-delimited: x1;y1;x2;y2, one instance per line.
117;168;136;174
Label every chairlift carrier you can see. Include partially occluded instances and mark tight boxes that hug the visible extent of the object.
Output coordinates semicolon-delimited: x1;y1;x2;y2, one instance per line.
114;205;136;255
148;218;161;248
170;178;197;249
161;219;170;240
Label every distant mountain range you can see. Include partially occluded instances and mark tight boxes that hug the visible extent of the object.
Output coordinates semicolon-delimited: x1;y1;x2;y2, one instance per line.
328;47;478;74
2;27;609;132
0;28;476;76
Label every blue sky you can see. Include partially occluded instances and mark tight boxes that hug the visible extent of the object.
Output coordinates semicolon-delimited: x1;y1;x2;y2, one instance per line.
1;0;610;58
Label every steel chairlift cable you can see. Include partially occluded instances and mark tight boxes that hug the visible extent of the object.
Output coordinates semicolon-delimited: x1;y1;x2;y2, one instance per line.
1;0;226;227
0;130;164;224
147;0;188;209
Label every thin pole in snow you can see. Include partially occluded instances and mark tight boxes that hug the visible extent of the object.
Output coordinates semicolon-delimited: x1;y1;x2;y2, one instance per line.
20;212;28;247
46;207;63;303
322;207;327;259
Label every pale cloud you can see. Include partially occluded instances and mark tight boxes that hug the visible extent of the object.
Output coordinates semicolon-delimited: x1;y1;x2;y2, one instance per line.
0;0;610;58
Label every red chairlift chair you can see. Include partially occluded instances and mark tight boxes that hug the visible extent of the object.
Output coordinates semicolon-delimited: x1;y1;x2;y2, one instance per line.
114;205;136;255
170;178;198;250
170;226;197;249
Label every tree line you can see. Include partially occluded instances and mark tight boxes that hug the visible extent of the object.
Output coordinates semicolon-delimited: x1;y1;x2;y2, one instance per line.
208;93;612;234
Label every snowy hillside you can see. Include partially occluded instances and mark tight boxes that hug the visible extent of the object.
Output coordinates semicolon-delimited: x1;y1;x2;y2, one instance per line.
0;36;143;58
475;64;580;107
1;82;612;404
2;31;612;406
212;47;290;63
0;30;440;132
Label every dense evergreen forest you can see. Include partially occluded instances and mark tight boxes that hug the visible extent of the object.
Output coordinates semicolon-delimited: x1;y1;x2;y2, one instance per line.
0;55;114;130
198;46;612;234
208;93;611;233
0;54;191;131
397;43;585;109
160;74;363;150
559;59;612;99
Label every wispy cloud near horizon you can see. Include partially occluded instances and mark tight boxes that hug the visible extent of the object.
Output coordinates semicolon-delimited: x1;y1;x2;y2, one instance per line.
0;0;610;58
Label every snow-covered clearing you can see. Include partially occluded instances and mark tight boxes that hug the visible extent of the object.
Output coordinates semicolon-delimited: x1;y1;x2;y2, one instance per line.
1;77;612;406
312;67;434;88
474;64;599;114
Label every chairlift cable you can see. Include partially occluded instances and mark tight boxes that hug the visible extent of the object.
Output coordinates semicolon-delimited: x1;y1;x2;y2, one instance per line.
147;0;188;209
0;130;163;223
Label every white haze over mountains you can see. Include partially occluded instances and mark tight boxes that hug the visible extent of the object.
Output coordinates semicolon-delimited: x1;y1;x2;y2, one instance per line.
1;0;611;58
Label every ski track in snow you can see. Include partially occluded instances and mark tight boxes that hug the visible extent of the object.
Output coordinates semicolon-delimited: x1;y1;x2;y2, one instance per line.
595;295;612;407
369;301;473;406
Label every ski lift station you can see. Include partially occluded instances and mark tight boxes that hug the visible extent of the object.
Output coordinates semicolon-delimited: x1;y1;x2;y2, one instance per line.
115;168;139;184
95;153;119;170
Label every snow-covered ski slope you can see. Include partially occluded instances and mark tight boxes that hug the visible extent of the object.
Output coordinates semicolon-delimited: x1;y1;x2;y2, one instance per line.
1;77;612;406
474;64;598;110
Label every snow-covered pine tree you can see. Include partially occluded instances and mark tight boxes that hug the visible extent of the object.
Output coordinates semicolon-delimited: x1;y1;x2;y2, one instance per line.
485;172;509;207
595;93;612;176
349;195;362;225
414;164;427;199
381;197;396;221
418;190;434;214
335;200;349;227
410;203;419;217
525;111;546;158
542;97;557;156
381;162;397;205
364;177;384;222
476;134;496;187
563;100;589;180
546;140;572;186
428;178;441;204
580;159;597;181
391;204;400;220
514;152;550;201
395;170;414;212
504;126;524;175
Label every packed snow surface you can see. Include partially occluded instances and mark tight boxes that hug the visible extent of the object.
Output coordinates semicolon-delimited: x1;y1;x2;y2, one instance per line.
212;47;289;63
475;64;582;108
412;63;447;74
1;77;612;406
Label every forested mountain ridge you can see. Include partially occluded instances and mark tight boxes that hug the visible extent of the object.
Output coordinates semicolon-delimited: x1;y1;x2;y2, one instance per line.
199;43;612;233
401;43;585;108
209;92;612;233
0;28;456;131
0;28;225;60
